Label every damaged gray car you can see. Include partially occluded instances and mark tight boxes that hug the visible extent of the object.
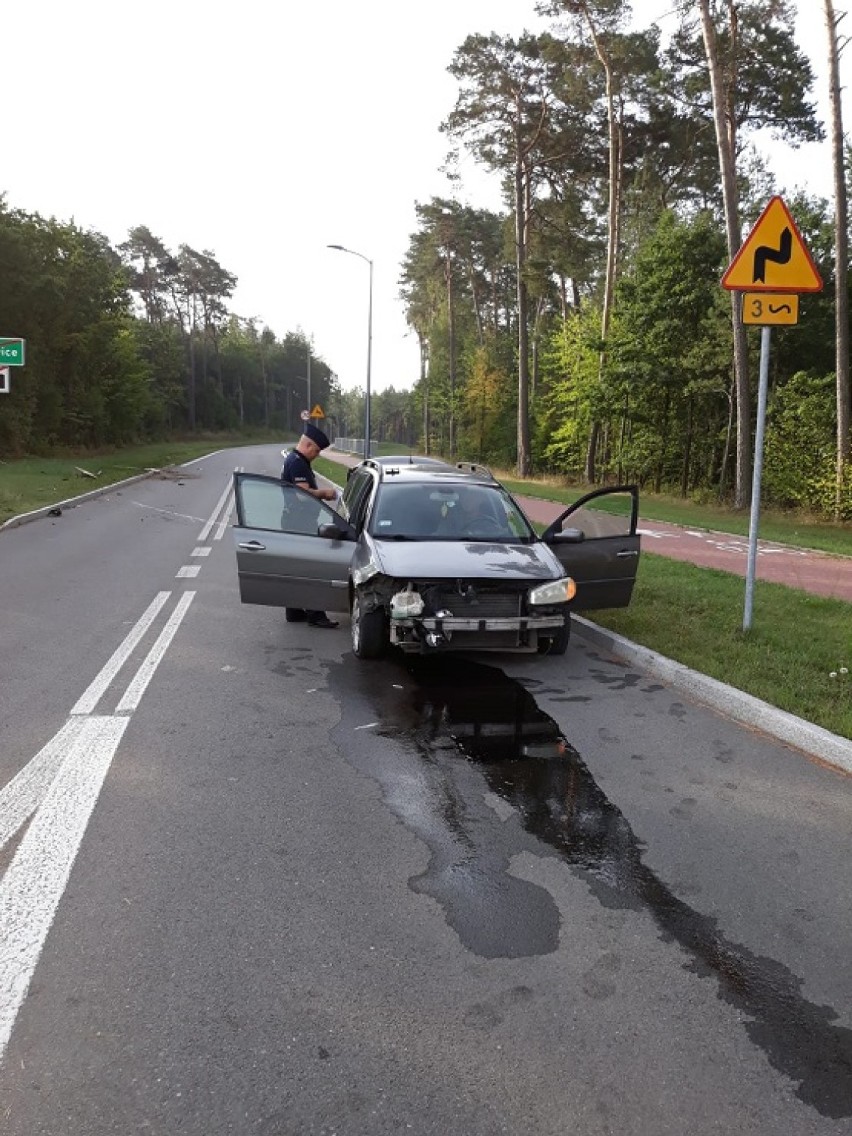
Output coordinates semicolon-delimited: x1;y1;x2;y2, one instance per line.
231;458;640;659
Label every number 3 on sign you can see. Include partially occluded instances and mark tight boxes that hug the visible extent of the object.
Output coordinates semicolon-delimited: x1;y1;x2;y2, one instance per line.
741;292;800;326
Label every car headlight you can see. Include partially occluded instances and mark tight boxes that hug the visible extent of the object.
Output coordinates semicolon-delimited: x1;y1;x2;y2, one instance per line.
529;577;576;605
352;558;380;586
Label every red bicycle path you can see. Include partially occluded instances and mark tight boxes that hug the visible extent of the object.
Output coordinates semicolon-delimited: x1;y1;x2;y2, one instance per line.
324;451;852;605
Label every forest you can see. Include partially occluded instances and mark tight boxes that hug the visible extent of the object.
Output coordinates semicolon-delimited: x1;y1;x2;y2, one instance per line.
1;0;849;521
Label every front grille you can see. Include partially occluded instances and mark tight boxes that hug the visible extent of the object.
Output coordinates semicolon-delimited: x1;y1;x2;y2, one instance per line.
427;584;523;620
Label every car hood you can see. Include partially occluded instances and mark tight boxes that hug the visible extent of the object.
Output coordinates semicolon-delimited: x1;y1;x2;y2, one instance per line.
371;538;563;581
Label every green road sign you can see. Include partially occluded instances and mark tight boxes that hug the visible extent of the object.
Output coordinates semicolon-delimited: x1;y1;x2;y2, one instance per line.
0;338;25;365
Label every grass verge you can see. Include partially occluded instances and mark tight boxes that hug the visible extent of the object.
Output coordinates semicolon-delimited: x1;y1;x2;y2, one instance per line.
0;434;291;524
591;553;851;741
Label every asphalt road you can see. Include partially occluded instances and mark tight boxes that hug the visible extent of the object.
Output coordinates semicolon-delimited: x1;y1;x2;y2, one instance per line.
1;443;851;1135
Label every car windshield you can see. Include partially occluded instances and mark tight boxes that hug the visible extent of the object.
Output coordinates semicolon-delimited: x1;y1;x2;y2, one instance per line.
370;482;535;542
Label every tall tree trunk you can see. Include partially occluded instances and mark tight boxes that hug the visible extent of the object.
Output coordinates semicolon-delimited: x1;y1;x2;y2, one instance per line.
531;294;546;401
419;332;430;454
580;2;621;484
446;255;457;457
699;0;751;509
681;396;694;498
825;0;851;519
719;377;735;500
515;116;532;477
468;261;484;345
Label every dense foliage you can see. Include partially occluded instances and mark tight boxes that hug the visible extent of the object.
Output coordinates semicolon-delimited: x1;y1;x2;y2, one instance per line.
399;0;850;519
0;208;341;455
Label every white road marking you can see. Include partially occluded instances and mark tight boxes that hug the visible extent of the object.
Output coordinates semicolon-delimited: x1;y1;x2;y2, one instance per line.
0;714;129;1057
213;497;234;540
70;592;171;716
354;722;379;731
0;719;88;853
131;502;208;524
197;471;238;543
212;466;241;540
115;592;196;713
0;461;236;1060
176;565;200;578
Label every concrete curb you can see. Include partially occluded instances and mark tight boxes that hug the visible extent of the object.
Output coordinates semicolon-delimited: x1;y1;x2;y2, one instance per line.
0;472;154;531
573;616;852;776
0;451;222;533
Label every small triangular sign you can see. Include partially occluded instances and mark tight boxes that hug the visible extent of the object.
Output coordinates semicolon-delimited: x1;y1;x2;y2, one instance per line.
722;196;822;293
309;403;325;419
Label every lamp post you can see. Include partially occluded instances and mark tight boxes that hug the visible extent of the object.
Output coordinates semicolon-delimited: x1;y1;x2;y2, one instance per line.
327;244;373;458
306;335;312;414
292;375;309;434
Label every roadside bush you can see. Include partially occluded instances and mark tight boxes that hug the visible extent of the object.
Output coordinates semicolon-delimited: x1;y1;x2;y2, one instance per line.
763;372;850;519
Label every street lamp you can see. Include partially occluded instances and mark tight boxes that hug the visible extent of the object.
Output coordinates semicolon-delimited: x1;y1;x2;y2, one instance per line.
291;375;309;434
327;243;373;458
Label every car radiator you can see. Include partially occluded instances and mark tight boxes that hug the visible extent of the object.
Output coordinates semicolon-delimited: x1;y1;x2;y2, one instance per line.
427;585;523;619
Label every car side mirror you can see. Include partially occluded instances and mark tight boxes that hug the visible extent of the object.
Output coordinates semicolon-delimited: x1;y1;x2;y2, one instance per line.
318;522;351;541
550;527;585;544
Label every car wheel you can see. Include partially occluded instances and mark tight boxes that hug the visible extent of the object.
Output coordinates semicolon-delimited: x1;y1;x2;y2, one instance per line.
285;608;307;623
351;590;388;659
537;616;571;656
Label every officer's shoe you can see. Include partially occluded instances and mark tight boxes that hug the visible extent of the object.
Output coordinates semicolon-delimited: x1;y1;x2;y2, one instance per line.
307;615;339;629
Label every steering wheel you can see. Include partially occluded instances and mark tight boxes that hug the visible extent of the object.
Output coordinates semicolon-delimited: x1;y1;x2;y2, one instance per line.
471;514;504;536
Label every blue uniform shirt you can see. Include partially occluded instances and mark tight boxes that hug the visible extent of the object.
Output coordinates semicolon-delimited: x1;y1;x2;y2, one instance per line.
280;449;317;491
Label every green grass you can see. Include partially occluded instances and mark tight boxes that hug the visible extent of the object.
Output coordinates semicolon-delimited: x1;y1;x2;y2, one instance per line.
3;438;850;741
0;433;291;524
591;553;852;741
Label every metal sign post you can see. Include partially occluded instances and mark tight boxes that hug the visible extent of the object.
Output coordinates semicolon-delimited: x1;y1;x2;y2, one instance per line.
743;327;772;631
721;197;823;632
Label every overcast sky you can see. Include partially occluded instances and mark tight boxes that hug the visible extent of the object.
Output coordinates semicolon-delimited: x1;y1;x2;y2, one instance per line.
4;1;845;402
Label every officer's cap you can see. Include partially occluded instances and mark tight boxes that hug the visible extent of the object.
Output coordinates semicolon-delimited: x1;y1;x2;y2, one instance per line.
303;422;330;450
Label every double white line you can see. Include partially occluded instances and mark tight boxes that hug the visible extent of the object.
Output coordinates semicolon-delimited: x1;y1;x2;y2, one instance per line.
0;470;239;1061
0;589;196;1057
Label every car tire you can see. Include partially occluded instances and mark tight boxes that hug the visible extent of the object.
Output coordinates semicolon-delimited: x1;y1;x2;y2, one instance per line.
351;590;387;659
537;616;571;656
285;608;307;623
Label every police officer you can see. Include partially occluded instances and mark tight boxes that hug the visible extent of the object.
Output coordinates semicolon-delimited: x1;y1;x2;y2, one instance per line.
280;422;339;629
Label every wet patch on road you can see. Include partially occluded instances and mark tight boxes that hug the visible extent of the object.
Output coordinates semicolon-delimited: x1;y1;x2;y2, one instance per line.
330;654;852;1117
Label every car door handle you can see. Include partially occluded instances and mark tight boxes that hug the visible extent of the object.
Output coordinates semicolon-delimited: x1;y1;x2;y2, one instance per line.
616;549;639;558
238;540;266;551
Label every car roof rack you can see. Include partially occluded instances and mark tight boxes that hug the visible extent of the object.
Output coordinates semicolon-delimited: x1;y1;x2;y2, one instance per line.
454;461;496;480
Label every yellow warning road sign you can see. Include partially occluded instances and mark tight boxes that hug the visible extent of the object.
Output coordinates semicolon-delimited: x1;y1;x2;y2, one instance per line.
741;292;800;326
309;404;325;419
722;196;822;293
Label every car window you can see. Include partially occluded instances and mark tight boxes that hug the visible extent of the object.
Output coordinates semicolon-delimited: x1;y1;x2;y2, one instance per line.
371;483;440;538
430;485;534;540
341;469;372;523
240;478;329;536
370;482;534;541
563;490;635;538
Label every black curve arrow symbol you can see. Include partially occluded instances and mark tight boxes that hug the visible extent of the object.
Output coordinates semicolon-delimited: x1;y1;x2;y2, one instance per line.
753;227;793;283
768;302;793;315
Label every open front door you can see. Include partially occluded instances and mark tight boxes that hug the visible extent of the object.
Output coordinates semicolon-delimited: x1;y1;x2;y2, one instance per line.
231;473;355;613
542;485;641;611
